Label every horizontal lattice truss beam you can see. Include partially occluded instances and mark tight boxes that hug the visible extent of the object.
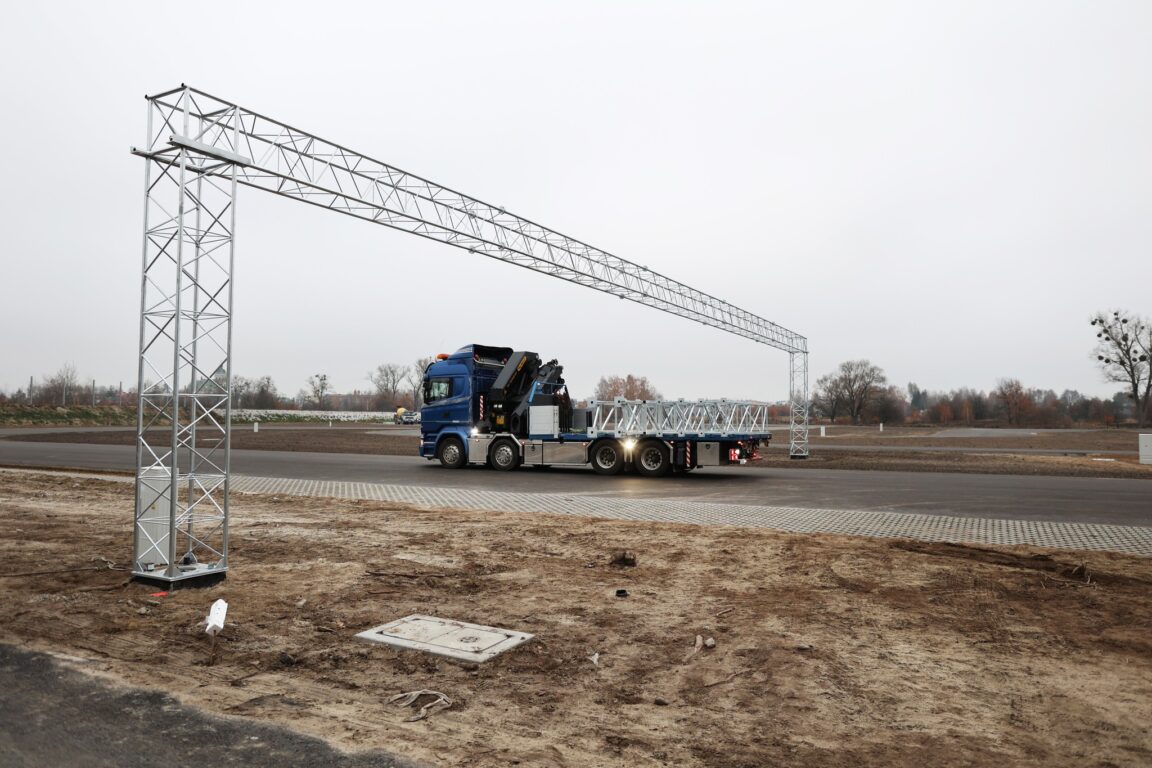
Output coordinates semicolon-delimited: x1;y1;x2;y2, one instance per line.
135;85;806;355
588;399;771;437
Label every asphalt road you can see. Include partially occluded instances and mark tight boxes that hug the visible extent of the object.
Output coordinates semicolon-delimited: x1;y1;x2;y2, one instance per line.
0;645;418;768
1;439;1148;527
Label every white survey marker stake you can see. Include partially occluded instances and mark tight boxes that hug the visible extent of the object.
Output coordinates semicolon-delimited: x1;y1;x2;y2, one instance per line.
205;599;228;636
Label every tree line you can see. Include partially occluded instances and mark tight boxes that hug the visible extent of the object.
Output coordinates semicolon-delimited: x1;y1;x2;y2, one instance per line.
3;364;663;412
300;356;435;411
813;309;1151;428
5;309;1147;425
815;367;1146;428
1;364;128;408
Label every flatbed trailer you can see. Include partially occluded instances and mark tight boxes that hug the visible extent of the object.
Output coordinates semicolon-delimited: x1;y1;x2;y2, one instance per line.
461;396;772;475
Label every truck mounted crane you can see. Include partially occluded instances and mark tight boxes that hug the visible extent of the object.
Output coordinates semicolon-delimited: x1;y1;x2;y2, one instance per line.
419;344;770;476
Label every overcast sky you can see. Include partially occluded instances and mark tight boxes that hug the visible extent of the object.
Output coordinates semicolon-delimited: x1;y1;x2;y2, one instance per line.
1;1;1149;403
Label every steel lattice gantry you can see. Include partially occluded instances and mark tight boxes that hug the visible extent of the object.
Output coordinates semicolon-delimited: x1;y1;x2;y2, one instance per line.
130;85;809;583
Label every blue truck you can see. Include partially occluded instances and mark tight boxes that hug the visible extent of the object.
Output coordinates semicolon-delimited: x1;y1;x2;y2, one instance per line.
418;344;772;476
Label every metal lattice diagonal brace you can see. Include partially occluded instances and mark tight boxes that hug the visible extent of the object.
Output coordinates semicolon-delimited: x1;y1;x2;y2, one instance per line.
130;85;809;580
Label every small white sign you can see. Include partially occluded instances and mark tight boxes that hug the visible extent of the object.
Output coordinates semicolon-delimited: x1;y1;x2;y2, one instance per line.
1140;434;1151;465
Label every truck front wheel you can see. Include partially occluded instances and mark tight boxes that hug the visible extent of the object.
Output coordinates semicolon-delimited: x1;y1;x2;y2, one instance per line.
489;438;521;471
437;437;466;469
634;441;671;477
590;440;625;475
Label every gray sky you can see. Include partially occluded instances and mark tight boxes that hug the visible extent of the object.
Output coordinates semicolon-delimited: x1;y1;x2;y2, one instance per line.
2;1;1149;403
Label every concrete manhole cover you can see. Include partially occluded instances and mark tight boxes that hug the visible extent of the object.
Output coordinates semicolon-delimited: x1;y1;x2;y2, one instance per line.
356;614;533;663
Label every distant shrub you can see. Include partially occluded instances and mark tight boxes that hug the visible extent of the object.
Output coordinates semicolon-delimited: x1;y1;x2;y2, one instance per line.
0;405;138;426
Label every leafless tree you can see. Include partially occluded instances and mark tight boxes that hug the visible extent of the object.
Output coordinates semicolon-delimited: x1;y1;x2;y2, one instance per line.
593;374;661;401
251;376;279;408
405;356;434;409
1091;310;1151;427
39;363;80;406
818;360;887;424
813;372;846;422
846;361;887;423
866;385;908;425
232;376;253;407
307;373;331;411
992;378;1032;425
233;375;279;409
369;363;409;408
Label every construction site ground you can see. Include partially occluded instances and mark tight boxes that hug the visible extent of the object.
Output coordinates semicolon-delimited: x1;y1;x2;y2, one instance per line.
2;470;1150;767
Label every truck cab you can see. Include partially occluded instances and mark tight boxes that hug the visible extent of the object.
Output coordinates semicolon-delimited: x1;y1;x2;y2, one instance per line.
419;344;512;466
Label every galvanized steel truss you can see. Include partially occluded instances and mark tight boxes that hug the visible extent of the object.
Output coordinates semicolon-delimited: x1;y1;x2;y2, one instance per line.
131;89;237;581
131;85;809;578
588;399;771;437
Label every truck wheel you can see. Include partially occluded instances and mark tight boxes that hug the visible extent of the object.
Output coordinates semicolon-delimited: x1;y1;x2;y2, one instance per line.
489;438;521;471
634;440;671;477
590;440;625;475
437;437;466;469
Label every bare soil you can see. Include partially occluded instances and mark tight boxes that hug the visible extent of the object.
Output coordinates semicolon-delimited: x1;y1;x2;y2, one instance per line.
7;426;1151;479
3;470;1150;767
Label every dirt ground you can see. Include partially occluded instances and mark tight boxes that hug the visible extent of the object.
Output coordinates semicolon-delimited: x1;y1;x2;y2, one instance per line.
8;425;1151;479
2;470;1150;767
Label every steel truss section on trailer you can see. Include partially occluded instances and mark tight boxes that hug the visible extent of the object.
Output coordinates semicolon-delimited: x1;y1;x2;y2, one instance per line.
588;398;771;437
130;84;809;580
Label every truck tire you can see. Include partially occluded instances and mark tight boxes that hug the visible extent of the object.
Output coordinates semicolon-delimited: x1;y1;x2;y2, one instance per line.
489;438;521;471
590;440;625;475
437;436;466;469
634;440;671;477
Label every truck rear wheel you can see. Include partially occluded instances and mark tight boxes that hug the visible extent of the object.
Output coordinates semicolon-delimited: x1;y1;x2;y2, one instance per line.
437;437;466;469
489;438;521;471
590;440;625;475
634;440;671;477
